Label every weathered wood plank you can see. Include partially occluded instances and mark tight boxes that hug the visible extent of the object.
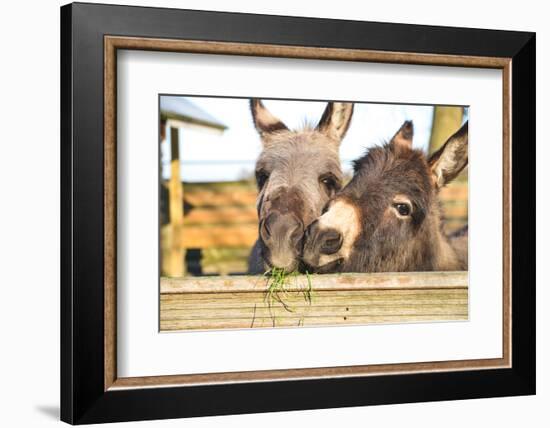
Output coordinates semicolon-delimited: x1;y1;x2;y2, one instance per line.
184;191;257;208
439;184;468;201
161;313;468;331
162;289;467;305
159;272;468;331
160;271;468;293
183;207;257;225
161;304;467;320
440;204;468;218
162;223;258;249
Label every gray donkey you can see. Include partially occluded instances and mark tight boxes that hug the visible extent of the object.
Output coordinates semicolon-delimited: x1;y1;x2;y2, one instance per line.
248;99;354;273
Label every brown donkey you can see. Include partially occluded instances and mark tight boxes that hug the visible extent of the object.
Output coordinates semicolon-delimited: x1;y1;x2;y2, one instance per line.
248;99;354;273
302;120;468;273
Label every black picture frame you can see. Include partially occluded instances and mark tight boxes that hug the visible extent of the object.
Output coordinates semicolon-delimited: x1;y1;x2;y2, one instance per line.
61;2;535;424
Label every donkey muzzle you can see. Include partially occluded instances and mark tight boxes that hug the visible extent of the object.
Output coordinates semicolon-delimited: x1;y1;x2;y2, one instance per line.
259;212;304;271
302;220;344;272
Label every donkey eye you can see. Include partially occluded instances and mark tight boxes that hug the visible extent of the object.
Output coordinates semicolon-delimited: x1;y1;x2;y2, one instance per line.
320;174;339;195
322;177;335;187
256;170;269;189
394;203;412;217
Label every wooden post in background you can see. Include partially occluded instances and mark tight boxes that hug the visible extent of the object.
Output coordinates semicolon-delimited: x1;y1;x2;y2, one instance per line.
429;106;468;233
428;106;464;153
429;105;467;185
162;126;185;277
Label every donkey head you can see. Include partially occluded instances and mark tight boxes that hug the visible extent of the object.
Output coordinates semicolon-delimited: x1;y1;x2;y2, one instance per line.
302;120;468;273
251;99;354;272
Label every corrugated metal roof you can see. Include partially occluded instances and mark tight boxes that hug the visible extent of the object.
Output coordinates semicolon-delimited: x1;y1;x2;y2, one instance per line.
160;96;227;131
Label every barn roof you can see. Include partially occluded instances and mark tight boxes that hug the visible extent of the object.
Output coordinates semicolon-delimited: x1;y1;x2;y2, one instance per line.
160;96;228;131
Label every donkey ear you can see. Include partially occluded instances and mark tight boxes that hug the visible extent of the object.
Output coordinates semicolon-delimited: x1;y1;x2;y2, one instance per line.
316;102;354;142
250;99;289;137
428;121;469;188
390;120;414;151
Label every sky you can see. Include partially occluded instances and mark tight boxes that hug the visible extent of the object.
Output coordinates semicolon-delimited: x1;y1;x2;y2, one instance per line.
161;96;441;182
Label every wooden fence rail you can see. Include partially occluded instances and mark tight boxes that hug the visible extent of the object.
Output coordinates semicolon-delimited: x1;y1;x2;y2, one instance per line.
160;271;468;331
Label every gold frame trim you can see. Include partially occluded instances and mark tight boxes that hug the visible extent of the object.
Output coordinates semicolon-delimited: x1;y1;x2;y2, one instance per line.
104;36;512;391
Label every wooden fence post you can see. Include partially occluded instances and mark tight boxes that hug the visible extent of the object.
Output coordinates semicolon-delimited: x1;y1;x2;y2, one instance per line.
429;106;468;233
162;126;185;277
428;106;464;153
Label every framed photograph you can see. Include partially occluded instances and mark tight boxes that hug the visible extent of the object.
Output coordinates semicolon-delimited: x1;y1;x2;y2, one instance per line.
61;2;535;424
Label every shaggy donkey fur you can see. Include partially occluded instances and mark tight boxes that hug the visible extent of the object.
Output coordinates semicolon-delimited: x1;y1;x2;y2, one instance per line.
248;99;354;273
302;120;469;273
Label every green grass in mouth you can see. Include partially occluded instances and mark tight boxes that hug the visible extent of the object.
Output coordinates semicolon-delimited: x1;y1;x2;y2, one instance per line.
262;268;315;326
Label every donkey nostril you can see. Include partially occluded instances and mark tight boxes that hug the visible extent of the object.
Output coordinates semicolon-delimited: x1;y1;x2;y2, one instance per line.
290;223;304;251
262;214;276;240
263;223;271;239
305;219;319;240
320;230;343;255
